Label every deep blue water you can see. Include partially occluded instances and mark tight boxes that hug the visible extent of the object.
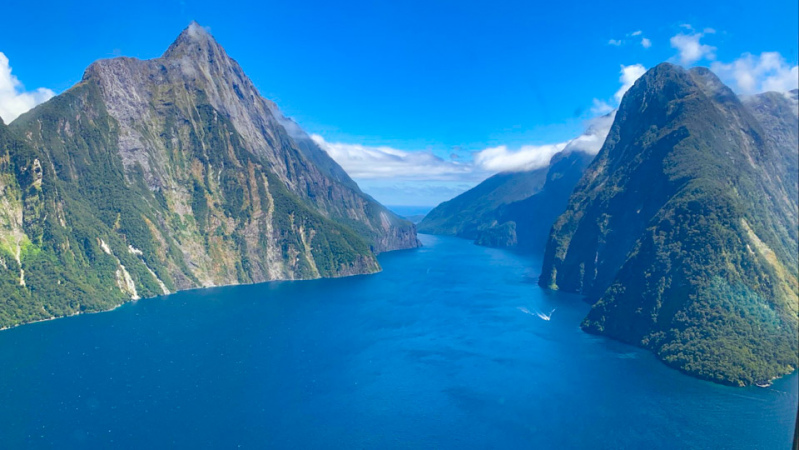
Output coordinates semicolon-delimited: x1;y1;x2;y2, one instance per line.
0;234;796;449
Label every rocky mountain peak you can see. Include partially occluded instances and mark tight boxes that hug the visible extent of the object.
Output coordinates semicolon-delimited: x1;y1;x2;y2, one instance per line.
162;21;223;61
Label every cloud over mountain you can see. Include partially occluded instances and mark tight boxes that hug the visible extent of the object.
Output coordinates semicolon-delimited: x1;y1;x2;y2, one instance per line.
711;52;799;94
0;52;55;123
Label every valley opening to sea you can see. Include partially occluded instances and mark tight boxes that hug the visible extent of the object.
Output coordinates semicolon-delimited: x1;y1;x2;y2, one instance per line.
0;234;795;449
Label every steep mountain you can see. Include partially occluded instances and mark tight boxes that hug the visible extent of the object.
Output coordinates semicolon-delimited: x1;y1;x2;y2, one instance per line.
418;168;549;239
539;63;798;386
0;23;418;329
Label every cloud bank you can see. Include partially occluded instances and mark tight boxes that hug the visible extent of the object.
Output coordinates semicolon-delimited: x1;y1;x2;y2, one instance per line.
313;110;616;189
711;52;799;94
0;52;55;123
311;135;477;181
472;143;567;173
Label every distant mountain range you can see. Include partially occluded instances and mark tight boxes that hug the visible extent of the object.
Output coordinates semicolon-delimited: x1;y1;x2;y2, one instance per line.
0;23;419;328
420;64;798;386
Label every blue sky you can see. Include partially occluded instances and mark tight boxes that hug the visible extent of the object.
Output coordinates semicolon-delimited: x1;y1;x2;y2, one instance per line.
1;0;797;206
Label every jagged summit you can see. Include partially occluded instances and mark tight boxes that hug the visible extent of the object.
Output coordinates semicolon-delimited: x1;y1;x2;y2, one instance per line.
162;21;223;60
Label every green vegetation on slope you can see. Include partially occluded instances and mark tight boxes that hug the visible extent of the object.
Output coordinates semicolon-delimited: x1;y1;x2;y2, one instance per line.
539;63;798;386
418;168;549;239
0;29;394;328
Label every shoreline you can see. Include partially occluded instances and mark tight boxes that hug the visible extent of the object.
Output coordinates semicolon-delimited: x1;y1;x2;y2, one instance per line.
0;245;412;332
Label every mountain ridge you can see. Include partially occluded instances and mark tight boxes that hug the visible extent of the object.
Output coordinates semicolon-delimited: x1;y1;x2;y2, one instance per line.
0;23;418;328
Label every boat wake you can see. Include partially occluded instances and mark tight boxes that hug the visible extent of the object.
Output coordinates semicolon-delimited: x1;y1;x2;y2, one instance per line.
518;307;556;321
535;308;556;321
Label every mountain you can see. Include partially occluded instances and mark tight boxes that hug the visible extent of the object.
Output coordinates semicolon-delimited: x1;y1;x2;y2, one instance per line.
417;169;549;239
539;63;798;386
418;129;599;251
0;23;419;329
474;151;594;251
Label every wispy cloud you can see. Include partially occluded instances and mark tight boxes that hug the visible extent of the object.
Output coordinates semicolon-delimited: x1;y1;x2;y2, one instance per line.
310;135;478;181
608;30;652;49
562;113;615;155
0;52;55;123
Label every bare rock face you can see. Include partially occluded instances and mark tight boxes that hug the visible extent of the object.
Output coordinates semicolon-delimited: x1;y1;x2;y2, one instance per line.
0;23;418;328
81;22;419;253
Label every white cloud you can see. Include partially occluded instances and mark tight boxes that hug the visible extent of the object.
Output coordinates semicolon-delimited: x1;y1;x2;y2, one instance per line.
670;30;716;65
590;64;646;115
641;38;652;49
631;30;643;36
313;111;616;183
667;26;796;95
0;52;55;123
562;113;615;155
310;112;617;208
608;39;623;46
614;64;647;103
711;52;799;94
472;143;567;173
310;135;477;181
470;113;616;173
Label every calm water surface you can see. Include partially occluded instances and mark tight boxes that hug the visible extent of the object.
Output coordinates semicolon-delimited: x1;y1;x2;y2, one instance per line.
0;234;795;449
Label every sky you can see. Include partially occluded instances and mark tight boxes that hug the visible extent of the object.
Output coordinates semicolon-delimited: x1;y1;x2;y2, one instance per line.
1;0;797;206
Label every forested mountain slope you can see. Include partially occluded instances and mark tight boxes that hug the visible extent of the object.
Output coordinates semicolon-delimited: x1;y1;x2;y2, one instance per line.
539;63;798;386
